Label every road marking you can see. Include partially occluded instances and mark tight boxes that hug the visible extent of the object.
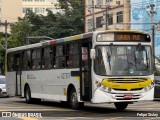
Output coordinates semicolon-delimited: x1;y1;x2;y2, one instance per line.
0;110;3;111
104;117;123;120
145;118;160;120
17;117;39;120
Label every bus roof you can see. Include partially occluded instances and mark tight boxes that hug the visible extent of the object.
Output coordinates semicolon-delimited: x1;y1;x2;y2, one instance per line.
7;30;147;53
7;32;93;53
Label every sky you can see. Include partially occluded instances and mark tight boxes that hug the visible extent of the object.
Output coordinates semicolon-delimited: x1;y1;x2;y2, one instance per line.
130;0;160;56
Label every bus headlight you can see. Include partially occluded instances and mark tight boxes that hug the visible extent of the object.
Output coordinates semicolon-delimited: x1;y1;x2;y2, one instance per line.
142;82;154;92
99;85;111;93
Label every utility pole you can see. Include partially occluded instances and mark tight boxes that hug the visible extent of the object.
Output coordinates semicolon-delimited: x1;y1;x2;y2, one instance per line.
92;0;95;31
147;4;156;67
106;0;110;30
0;20;11;74
4;20;8;74
5;20;8;51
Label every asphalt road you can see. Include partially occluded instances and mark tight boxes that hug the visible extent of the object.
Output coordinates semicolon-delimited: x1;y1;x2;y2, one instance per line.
0;97;160;120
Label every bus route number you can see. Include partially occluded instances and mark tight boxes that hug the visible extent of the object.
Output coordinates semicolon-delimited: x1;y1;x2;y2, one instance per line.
61;73;70;79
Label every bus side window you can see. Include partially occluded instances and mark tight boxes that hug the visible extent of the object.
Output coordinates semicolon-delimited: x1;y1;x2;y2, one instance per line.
55;45;65;68
42;47;53;69
66;43;79;68
15;57;20;71
22;50;31;70
8;53;14;71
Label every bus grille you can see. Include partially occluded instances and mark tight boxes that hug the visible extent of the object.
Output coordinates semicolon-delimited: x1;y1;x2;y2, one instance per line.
114;94;141;100
113;88;143;91
107;78;148;83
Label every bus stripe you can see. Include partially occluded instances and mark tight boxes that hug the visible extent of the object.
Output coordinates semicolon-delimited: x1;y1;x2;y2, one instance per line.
56;39;64;43
50;40;56;45
64;35;82;42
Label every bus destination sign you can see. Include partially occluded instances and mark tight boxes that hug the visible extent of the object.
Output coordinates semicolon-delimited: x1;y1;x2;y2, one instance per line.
97;32;150;42
115;34;141;41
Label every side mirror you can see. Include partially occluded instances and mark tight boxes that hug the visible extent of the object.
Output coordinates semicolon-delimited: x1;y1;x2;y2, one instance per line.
90;49;95;59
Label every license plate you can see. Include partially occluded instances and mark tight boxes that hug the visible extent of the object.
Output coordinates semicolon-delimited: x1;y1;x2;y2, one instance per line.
124;94;133;99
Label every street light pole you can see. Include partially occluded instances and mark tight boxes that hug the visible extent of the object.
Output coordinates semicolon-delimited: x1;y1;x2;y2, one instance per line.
92;0;95;31
146;4;156;69
150;4;156;68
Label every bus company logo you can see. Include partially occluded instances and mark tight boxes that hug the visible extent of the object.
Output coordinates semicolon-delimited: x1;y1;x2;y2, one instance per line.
2;112;12;117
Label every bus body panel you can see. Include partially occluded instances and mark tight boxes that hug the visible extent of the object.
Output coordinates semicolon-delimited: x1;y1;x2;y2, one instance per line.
6;72;16;96
21;69;80;102
91;87;154;103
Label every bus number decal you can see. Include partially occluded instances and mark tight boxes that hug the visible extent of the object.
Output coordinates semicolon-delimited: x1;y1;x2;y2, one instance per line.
61;73;71;79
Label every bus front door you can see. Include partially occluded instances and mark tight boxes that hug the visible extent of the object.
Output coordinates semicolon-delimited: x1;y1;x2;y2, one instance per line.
80;43;92;101
15;54;22;96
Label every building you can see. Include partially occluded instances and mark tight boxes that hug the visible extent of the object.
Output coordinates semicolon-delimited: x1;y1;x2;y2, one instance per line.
85;0;160;55
85;0;131;32
0;0;62;32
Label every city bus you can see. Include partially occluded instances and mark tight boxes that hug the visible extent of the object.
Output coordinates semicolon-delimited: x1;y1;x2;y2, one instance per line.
6;30;154;110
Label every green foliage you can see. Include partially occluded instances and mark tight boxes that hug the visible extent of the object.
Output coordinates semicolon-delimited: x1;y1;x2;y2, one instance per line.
8;0;84;45
154;67;160;75
10;19;32;47
0;0;84;74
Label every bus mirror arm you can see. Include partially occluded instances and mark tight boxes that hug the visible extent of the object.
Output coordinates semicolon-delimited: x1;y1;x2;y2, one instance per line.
90;49;95;59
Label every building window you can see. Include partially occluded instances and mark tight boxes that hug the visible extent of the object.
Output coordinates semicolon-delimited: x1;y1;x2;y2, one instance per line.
96;0;102;5
107;14;113;25
88;0;92;6
117;11;123;23
88;19;93;31
35;0;45;2
23;0;33;1
35;8;46;14
23;7;33;13
96;16;103;28
48;0;57;2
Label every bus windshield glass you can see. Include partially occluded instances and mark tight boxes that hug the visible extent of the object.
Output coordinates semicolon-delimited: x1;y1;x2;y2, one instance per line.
94;45;152;76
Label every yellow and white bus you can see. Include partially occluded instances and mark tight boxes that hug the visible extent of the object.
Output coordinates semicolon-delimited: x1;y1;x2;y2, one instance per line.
6;30;154;110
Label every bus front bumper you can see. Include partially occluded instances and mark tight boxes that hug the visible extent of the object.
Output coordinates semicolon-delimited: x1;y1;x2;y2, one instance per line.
91;87;154;103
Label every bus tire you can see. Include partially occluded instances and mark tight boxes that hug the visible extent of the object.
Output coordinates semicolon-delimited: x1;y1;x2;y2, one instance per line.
114;102;128;111
70;88;84;110
25;87;32;104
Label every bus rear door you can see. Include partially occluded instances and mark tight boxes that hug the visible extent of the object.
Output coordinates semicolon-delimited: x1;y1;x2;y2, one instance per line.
14;53;22;96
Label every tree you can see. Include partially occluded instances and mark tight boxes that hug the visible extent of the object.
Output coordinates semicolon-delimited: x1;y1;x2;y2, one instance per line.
10;19;32;47
10;0;84;44
54;0;84;38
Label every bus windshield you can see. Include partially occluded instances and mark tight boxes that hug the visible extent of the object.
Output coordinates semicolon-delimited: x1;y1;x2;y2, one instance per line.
94;45;152;76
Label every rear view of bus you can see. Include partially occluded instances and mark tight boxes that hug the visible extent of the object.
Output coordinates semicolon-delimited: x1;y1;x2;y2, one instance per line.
91;31;154;110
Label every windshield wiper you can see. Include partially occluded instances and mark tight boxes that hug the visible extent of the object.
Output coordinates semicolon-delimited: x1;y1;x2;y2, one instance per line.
109;43;113;55
107;52;111;70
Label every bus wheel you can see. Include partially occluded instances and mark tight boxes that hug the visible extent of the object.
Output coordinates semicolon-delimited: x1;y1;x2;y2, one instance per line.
114;102;128;111
70;88;84;110
25;87;32;104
